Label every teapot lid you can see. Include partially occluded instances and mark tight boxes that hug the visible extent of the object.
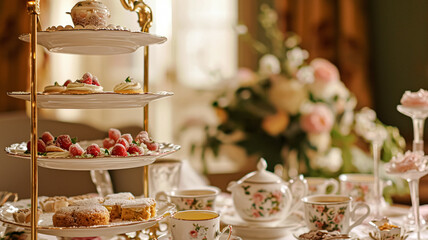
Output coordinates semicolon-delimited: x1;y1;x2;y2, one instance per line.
72;0;110;12
238;158;283;183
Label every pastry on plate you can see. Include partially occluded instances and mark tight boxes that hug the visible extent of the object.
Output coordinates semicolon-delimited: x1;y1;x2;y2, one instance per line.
64;72;103;94
43;81;68;94
121;198;156;221
40;196;69;213
52;205;110;227
13;208;42;223
113;77;144;94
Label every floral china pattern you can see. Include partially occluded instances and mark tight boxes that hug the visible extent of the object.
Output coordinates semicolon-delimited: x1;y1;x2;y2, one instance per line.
188;223;209;240
345;182;370;202
308;204;347;231
179;198;214;211
241;185;285;218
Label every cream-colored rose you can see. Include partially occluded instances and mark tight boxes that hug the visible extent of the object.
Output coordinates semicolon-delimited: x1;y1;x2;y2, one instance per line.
269;75;308;115
310;58;340;83
310;147;343;172
308;132;331;153
261;110;289;136
300;103;334;134
259;54;281;77
309;79;350;101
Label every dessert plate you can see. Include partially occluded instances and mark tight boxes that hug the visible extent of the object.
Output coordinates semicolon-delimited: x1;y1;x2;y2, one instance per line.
5;141;180;171
19;30;167;55
221;212;305;239
0;199;175;237
7;91;174;109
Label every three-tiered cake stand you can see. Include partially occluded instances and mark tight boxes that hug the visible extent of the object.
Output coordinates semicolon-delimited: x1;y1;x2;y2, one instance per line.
3;1;177;240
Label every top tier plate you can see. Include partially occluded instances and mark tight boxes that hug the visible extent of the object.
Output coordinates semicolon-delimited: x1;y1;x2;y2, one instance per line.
19;30;167;55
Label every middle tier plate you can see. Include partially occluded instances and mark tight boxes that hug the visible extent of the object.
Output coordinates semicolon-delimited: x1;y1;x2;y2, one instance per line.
5;140;180;171
7;91;173;109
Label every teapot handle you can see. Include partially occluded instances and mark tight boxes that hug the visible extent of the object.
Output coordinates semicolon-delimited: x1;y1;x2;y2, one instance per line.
288;177;308;209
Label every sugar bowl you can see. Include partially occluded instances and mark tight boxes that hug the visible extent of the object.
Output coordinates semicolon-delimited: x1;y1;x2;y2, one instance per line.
69;0;111;28
227;158;307;225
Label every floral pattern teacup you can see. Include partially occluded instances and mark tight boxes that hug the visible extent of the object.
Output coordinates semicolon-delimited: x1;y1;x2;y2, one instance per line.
170;210;232;240
156;188;219;211
339;174;391;205
300;175;339;195
302;195;370;234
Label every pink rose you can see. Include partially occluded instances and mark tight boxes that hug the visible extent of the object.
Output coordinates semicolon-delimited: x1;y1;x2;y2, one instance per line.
272;190;283;202
315;221;323;228
316;205;325;213
310;58;340;84
386;151;427;173
400;89;428;107
189;230;198;238
252;209;261;218
253;192;265;205
333;214;344;224
300;104;334;134
237;68;258;87
185;198;195;206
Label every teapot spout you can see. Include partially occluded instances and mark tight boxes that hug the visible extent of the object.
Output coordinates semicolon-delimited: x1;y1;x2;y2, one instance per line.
227;181;237;192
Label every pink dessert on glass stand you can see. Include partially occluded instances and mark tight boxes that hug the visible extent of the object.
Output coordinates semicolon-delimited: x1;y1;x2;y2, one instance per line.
400;89;428;107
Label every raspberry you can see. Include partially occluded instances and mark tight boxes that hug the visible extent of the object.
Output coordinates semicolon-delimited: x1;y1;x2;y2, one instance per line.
86;144;101;157
82;78;92;85
63;79;72;87
82;72;93;80
135;131;149;143
69;143;84;157
27;139;47;153
116;137;130;150
41;131;54;145
128;144;143;155
108;128;121;141
56;135;73;150
111;144;127;156
145;141;159;151
92;76;100;86
103;138;116;149
121;134;133;144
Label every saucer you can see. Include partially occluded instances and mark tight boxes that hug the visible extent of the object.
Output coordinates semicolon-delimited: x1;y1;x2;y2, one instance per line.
221;212;305;239
158;234;242;240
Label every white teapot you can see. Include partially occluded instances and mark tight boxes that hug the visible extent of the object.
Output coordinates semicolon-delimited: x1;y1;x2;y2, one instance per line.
227;158;307;225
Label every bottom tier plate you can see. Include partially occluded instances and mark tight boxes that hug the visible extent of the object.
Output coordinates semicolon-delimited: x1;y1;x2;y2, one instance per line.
0;199;175;237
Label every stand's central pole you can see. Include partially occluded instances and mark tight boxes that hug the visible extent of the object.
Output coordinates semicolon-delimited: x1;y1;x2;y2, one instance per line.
27;1;40;240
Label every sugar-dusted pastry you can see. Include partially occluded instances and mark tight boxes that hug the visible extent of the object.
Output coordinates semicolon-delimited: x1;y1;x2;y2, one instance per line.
65;72;103;94
113;77;144;94
400;89;428;107
13;208;42;223
68;197;104;206
105;192;135;200
43;82;67;94
121;198;156;221
40;196;69;213
103;198;133;220
52;205;110;227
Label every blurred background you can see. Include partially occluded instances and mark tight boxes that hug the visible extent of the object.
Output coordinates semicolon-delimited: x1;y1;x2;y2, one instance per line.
0;0;427;201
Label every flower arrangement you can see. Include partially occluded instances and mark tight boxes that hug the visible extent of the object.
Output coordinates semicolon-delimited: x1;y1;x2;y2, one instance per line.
193;4;404;177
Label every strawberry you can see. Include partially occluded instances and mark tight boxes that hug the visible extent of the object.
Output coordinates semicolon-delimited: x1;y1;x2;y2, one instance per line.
103;138;116;149
86;144;101;157
121;134;133;144
116;137;130;150
135;131;149;143
111;144;127;156
108;128;121;142
63;79;72;87
92;76;100;86
27;139;47;153
41;131;54;145
145;141;159;151
128;144;143;155
56;135;73;150
69;143;84;157
82;78;92;85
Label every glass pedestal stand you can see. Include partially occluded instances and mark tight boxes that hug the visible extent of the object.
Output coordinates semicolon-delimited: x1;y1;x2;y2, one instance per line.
389;171;428;240
397;105;428;230
90;170;114;197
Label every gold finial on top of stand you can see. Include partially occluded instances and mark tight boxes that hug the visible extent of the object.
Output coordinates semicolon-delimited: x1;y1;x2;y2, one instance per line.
27;0;40;15
120;0;153;33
